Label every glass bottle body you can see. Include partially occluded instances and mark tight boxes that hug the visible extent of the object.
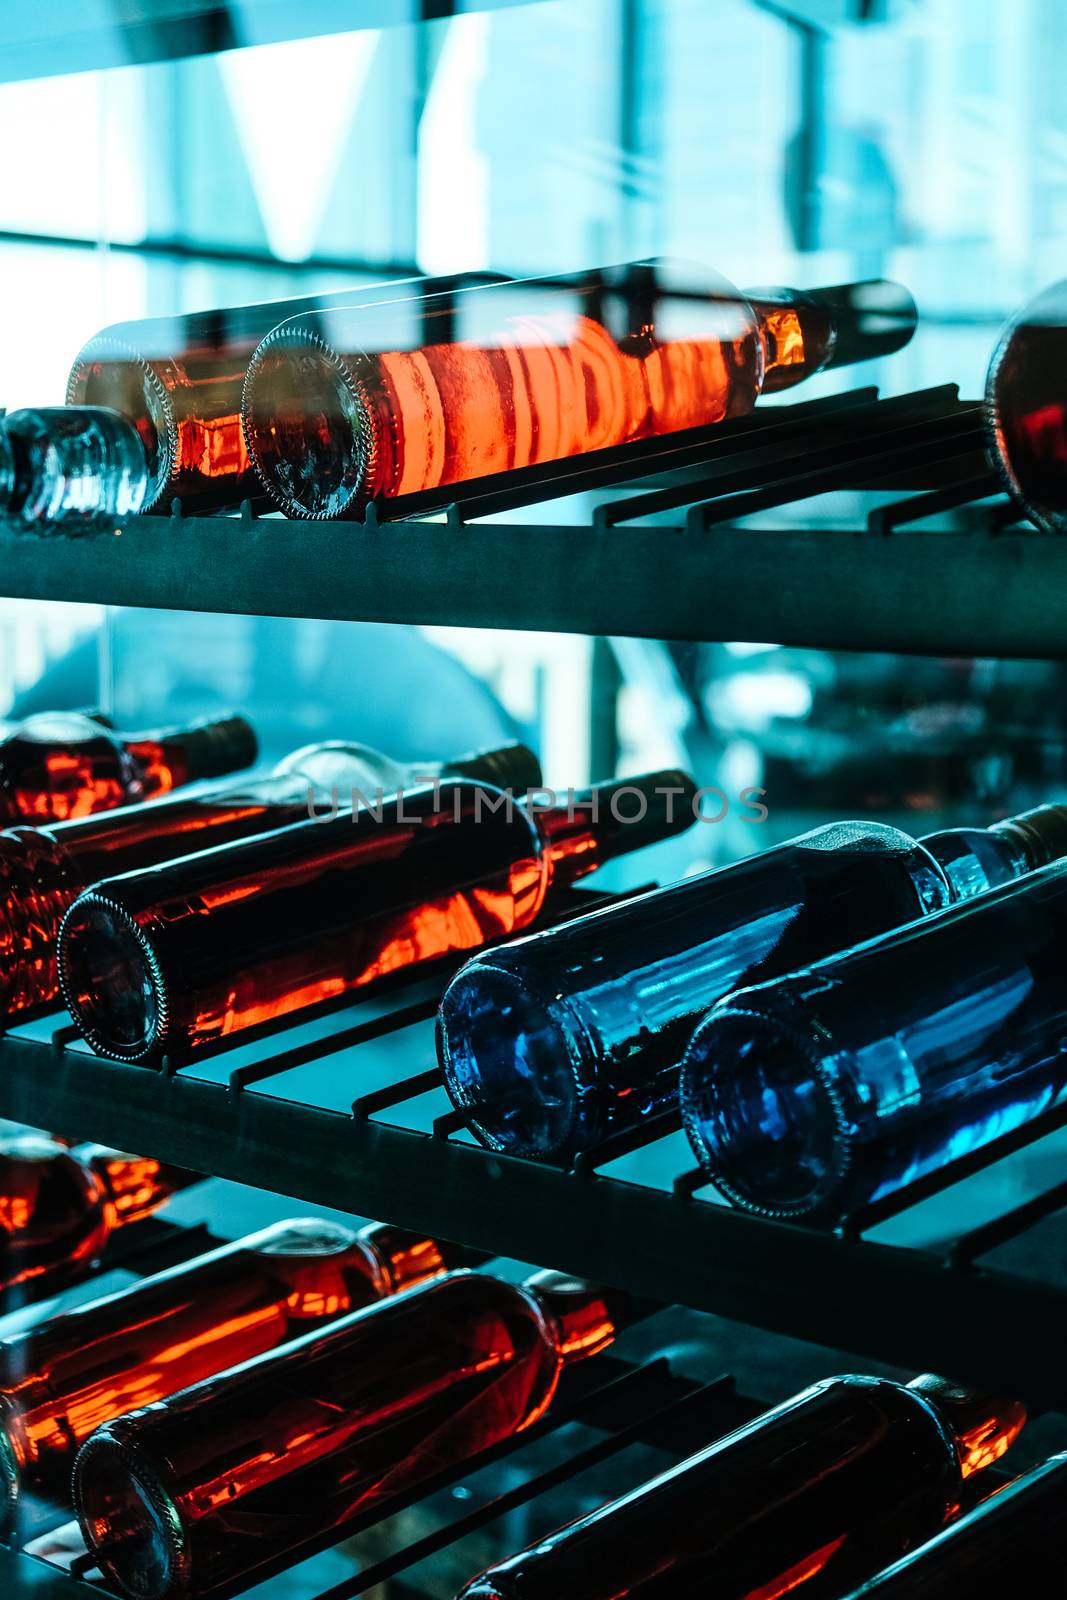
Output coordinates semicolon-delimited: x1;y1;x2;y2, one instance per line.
0;710;256;824
242;264;916;518
844;1452;1067;1596
0;738;536;1023
0;407;147;530
440;820;950;1163
65;275;511;512
682;857;1067;1223
458;1375;1023;1600
986;277;1067;534
60;781;548;1063
0;1217;451;1516
0;1137;180;1297
58;773;687;1064
72;1271;617;1600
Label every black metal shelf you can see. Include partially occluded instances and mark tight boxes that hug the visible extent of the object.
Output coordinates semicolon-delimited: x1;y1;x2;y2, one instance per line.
6;924;1067;1420
0;1199;767;1600
3;386;1057;656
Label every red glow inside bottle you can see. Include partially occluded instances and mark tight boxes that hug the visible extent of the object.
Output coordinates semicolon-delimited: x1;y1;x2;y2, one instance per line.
0;712;256;824
58;772;694;1064
0;1136;187;1299
0;738;536;1023
72;1270;625;1600
987;277;1067;533
456;1374;1025;1600
242;264;916;518
0;1217;456;1519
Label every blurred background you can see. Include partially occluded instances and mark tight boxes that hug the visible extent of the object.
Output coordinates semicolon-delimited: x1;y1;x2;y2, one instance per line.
3;0;1067;891
5;8;1067;1595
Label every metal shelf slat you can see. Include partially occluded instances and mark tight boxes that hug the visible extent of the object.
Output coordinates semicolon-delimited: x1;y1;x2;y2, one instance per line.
1;516;1061;656
4;1029;1067;1414
1;390;1053;656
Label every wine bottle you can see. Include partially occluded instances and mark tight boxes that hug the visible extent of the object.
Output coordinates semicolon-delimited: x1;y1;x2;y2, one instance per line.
438;804;1067;1164
0;1135;188;1299
0;709;257;824
72;1269;627;1600
0;407;148;530
842;1452;1067;1596
987;277;1067;534
682;855;1067;1223
57;771;695;1064
0;738;539;1021
0;1216;464;1521
455;1374;1025;1600
241;263;916;518
65;274;510;513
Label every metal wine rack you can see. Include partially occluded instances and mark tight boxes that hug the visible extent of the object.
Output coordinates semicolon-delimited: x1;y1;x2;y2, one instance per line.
5;379;1067;1595
0;385;1063;657
0;1199;768;1600
0;1191;1036;1600
5;874;1067;1418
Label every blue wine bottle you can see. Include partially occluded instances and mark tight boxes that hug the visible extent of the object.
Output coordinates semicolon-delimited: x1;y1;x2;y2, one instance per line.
682;856;1067;1224
439;805;1067;1163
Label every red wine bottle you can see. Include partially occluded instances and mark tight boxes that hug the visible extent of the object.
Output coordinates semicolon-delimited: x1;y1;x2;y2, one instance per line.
457;1374;1026;1600
73;1270;627;1600
58;771;695;1063
0;1216;465;1521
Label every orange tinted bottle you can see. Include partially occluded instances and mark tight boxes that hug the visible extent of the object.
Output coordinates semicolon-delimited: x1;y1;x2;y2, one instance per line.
0;1217;459;1522
458;1375;1026;1600
65;275;515;513
0;711;257;823
58;771;695;1065
0;1136;187;1299
242;265;916;518
72;1270;625;1600
0;738;537;1023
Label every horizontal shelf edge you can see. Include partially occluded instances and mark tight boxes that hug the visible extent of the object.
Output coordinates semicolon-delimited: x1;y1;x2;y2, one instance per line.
2;1034;1066;1410
0;518;1062;654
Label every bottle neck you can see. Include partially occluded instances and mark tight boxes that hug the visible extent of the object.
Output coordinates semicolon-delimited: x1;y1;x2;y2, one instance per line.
77;1146;188;1228
532;770;698;892
990;803;1067;873
747;291;836;394
358;1223;448;1293
906;1373;1027;1479
523;1270;630;1365
124;714;257;796
747;278;917;394
277;740;543;808
921;803;1067;902
440;742;543;794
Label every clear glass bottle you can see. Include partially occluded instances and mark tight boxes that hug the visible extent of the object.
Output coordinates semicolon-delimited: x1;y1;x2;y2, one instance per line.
0;738;538;1022
456;1374;1025;1600
842;1452;1067;1596
0;1216;464;1521
72;1270;627;1600
0;407;148;530
987;277;1067;534
0;709;257;824
0;1135;187;1299
65;275;507;513
439;805;1067;1164
682;854;1067;1223
57;771;694;1064
241;264;916;518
